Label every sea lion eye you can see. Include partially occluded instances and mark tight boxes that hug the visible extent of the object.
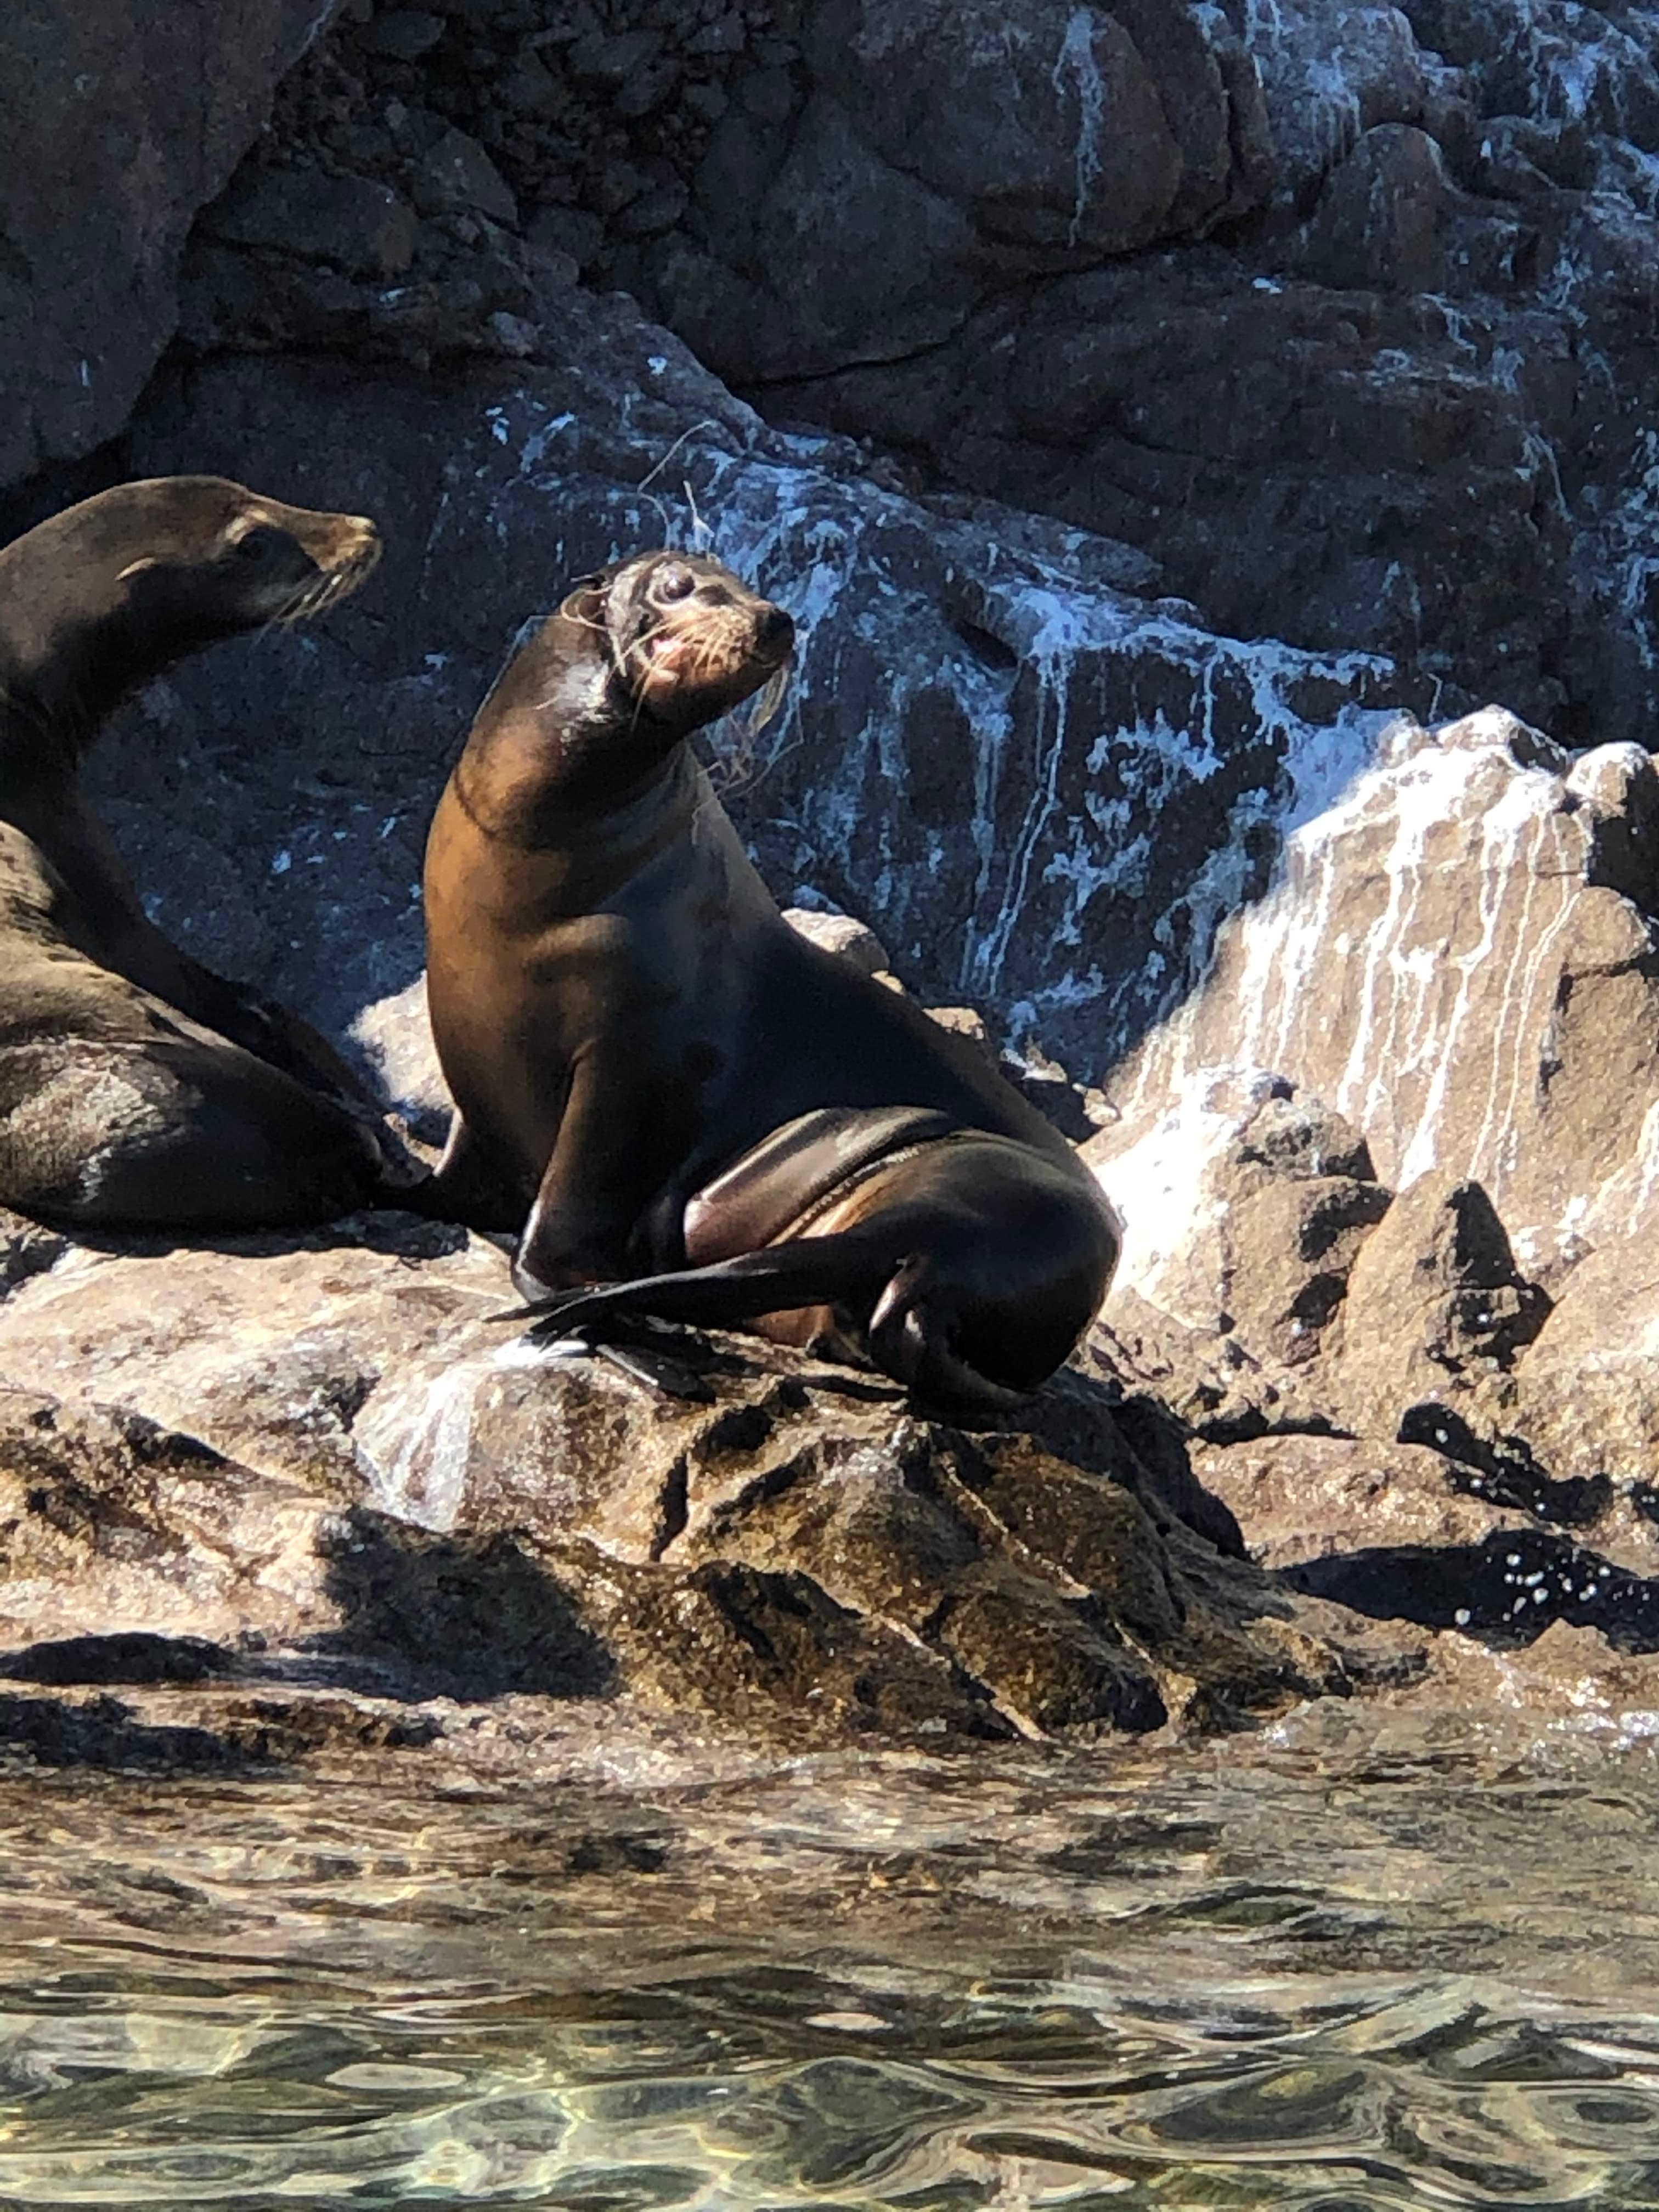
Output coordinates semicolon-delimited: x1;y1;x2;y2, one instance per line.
227;522;284;563
656;566;695;602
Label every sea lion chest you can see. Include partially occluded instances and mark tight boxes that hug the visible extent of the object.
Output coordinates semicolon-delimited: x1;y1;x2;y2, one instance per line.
423;764;766;1181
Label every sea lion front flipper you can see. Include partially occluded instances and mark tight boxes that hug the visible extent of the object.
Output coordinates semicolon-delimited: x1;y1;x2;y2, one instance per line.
515;1043;680;1287
425;1114;528;1232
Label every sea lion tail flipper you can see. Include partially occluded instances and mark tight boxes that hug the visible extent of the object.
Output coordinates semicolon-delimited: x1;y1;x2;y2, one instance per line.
505;1232;888;1335
867;1270;1030;1419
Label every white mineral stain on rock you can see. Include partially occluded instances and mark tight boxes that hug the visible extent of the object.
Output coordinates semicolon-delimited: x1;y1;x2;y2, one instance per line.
1094;1065;1289;1307
462;391;1394;1073
1094;702;1659;1292
1051;5;1105;247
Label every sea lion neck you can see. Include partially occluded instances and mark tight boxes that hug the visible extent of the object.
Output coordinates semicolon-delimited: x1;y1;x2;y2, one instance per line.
0;529;190;775
452;607;694;842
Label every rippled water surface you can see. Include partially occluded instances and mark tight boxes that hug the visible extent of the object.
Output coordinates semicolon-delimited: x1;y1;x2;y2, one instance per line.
3;1700;1658;2208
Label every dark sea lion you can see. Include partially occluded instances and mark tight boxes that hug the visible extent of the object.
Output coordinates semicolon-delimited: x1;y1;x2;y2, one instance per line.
0;475;407;1227
423;549;1121;1414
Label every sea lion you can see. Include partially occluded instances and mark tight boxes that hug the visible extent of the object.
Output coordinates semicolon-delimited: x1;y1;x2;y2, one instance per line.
0;475;407;1227
423;548;1121;1414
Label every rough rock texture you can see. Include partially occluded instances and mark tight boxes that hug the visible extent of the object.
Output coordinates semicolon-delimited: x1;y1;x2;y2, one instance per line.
143;0;1659;755
0;0;337;486
1092;709;1659;1283
5;0;1659;1756
1082;698;1659;1683
0;1210;1406;1752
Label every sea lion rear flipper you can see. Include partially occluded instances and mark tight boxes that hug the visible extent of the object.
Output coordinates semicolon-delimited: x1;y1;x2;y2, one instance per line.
507;1231;889;1335
0;1032;386;1229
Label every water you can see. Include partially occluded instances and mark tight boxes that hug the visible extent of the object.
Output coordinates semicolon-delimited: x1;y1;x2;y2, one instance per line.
2;1700;1657;2208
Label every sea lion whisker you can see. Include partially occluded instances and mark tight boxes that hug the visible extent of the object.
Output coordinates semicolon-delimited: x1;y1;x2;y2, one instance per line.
682;477;712;554
636;418;726;499
638;488;676;546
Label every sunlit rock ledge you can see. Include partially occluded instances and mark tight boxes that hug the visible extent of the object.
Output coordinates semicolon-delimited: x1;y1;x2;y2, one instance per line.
0;1204;1418;1765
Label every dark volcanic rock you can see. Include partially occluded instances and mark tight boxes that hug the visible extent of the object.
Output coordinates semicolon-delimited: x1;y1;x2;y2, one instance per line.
202;165;419;280
0;0;336;487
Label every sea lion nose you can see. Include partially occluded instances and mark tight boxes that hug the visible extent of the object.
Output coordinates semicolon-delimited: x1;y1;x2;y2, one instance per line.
757;604;794;657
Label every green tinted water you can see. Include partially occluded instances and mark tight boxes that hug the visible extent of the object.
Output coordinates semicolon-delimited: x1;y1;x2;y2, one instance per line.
2;1698;1657;2208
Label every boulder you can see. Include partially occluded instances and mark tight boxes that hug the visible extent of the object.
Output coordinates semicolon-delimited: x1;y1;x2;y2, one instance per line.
1321;1172;1551;1434
645;0;1273;385
1300;123;1452;290
1080;690;1659;1669
202;163;419;280
170;0;1659;755
1090;710;1659;1284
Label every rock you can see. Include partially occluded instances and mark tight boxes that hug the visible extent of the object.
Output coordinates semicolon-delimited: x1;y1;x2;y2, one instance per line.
1090;712;1659;1285
360;10;447;59
92;284;1393;1081
348;972;452;1142
1300;123;1451;291
567;27;663;87
151;0;1659;756
498;52;563;119
1095;1085;1392;1373
0;0;336;486
1246;0;1431;207
997;1042;1102;1144
202;165;419;279
525;204;605;264
780;907;891;976
645;0;1272;385
1324;1173;1551;1434
414;127;518;224
1508;1246;1659;1492
0;1218;1395;1748
1189;1434;1537;1570
925;1007;994;1059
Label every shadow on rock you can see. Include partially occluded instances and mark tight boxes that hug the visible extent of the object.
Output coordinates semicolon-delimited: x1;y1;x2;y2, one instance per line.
1030;1365;1246;1559
0;1690;276;1773
0;1631;239;1686
59;1209;473;1267
1285;1527;1659;1651
1396;1404;1613;1531
314;1506;617;1700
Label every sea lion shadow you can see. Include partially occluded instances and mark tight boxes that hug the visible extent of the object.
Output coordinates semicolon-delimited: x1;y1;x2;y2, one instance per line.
54;1204;473;1269
308;1505;617;1703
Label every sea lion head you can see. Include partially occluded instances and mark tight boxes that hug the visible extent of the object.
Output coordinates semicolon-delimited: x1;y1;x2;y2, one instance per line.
0;476;384;763
567;550;794;740
92;476;382;645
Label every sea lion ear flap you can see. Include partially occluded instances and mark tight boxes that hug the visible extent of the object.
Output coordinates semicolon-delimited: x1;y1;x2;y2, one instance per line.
557;568;613;624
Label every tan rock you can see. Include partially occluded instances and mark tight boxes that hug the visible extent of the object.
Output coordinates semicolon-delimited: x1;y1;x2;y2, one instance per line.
1323;1173;1550;1435
0;1213;1391;1752
1092;713;1659;1283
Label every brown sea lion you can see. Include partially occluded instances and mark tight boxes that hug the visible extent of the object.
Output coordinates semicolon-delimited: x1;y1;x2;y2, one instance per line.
422;549;1121;1414
0;475;408;1227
